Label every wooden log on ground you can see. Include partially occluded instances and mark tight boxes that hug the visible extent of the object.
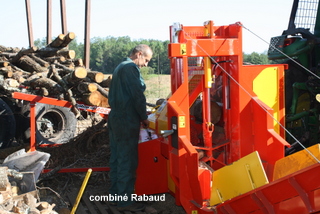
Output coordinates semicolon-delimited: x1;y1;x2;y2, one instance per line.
0;45;20;53
4;78;19;88
60;32;76;47
86;71;104;83
61;60;75;69
29;77;64;96
95;83;109;98
11;46;38;63
12;71;26;84
29;54;50;67
77;82;98;93
48;34;65;48
57;49;75;59
193;100;222;124
0;66;13;78
62;67;87;85
74;58;83;67
54;62;74;73
51;65;80;118
0;61;9;67
99;75;112;87
82;91;103;106
0;52;17;58
43;56;66;63
36;47;62;58
16;55;48;73
11;64;30;74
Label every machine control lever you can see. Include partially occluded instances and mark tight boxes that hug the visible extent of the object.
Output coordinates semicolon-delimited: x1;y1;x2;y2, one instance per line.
160;129;174;137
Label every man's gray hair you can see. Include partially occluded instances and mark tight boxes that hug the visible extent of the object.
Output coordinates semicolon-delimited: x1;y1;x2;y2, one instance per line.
131;44;152;56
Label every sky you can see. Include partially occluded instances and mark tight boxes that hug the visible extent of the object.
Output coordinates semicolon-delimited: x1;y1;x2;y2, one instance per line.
1;0;293;54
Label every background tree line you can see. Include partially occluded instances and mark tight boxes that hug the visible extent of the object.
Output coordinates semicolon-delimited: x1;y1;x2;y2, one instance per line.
35;36;280;75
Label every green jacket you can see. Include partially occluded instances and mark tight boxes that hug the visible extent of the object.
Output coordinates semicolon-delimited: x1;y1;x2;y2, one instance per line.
108;57;147;121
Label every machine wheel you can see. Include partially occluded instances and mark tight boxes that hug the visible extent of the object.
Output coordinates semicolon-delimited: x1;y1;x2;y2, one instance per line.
35;103;77;145
0;98;16;148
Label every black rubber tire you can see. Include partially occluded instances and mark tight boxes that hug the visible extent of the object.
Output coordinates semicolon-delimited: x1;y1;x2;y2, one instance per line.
0;98;16;148
35;103;77;145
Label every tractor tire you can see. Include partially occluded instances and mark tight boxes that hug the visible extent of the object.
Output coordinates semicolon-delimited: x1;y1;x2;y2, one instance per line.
35;103;77;145
0;98;16;148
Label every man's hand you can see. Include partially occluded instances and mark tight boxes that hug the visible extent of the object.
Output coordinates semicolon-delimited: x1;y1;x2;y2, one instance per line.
142;119;149;128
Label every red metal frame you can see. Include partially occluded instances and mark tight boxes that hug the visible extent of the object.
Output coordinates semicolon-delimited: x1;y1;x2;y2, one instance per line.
12;92;110;173
163;21;309;213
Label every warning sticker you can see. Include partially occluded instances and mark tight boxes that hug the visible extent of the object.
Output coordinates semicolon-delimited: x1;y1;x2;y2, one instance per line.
179;116;185;128
181;44;187;55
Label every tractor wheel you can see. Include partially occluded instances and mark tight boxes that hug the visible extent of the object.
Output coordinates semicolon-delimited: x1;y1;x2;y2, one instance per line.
35;103;77;145
0;98;16;148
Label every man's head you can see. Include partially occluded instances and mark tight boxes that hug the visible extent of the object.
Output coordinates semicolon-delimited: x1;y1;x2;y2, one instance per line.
130;44;153;68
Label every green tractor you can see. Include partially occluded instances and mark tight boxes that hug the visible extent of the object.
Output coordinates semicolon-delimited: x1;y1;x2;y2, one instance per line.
268;0;320;155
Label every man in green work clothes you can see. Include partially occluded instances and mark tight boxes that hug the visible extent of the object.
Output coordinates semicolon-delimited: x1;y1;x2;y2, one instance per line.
108;44;153;212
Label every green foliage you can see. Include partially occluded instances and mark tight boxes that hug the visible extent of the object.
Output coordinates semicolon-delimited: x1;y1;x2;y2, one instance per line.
243;52;270;64
68;36;170;74
34;38;47;48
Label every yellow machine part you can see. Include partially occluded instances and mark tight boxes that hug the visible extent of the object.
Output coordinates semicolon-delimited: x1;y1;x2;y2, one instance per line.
148;101;168;135
273;144;320;180
253;67;281;134
210;151;269;206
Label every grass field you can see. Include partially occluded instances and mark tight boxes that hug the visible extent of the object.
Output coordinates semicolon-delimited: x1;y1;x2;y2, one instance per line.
144;74;171;105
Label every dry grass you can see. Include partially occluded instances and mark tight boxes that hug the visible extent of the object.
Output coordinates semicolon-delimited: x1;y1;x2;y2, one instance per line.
144;74;171;105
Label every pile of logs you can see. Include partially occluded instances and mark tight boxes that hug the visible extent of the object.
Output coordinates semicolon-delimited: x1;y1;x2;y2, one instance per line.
0;32;111;117
0;167;60;214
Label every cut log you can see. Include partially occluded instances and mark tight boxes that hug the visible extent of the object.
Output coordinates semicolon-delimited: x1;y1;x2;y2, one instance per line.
51;65;80;118
0;45;20;53
60;60;75;69
82;91;102;106
37;202;49;211
0;52;17;58
62;67;87;85
29;77;64;96
82;90;109;107
39;87;49;96
99;75;112;87
12;71;26;83
74;58;83;67
4;78;20;88
0;66;13;78
16;55;48;73
57;49;75;59
11;64;30;74
43;56;66;63
37;47;62;58
77;82;98;93
60;32;76;48
87;71;104;83
193;100;222;124
29;54;50;67
11;46;38;63
54;62;74;74
48;34;65;48
95;83;109;98
0;61;9;67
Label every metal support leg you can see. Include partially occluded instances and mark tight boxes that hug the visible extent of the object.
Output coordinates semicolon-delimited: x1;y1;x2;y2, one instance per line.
30;102;36;151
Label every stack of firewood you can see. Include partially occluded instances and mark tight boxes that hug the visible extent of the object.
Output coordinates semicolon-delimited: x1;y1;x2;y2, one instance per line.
0;167;61;214
0;32;111;117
